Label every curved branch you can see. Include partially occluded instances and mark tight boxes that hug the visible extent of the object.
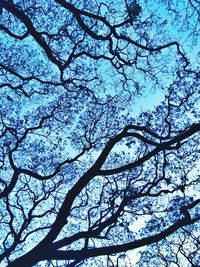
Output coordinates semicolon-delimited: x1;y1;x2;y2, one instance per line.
2;1;63;70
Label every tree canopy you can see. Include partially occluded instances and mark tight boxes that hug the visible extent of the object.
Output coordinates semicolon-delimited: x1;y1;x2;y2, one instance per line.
0;0;199;266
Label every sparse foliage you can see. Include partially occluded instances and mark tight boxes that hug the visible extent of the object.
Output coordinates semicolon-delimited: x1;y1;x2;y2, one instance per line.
0;0;199;266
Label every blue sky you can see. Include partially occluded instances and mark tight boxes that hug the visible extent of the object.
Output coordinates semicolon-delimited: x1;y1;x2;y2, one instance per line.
0;0;199;266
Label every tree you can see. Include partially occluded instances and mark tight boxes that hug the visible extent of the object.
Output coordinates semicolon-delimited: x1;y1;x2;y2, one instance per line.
0;0;199;266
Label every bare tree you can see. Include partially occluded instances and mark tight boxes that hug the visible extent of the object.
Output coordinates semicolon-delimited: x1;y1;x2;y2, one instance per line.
0;0;199;266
